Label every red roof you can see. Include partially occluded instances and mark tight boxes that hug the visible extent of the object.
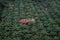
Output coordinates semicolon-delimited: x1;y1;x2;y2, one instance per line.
19;19;30;24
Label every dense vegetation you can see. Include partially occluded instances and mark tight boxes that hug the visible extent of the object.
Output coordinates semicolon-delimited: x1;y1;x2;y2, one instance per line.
0;0;60;40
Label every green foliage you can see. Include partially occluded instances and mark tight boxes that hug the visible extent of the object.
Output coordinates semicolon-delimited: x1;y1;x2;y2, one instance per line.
0;0;60;40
